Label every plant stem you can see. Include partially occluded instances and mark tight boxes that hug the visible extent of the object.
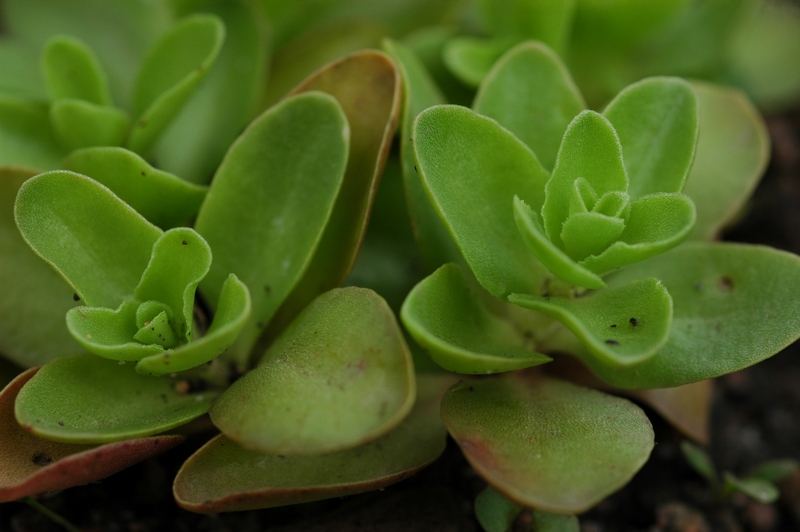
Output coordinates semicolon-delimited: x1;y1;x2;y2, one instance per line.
23;497;80;532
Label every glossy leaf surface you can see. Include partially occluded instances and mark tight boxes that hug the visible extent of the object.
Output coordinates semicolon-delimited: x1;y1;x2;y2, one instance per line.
62;147;207;228
510;277;672;366
0;167;80;367
0;368;183;502
412;105;550;298
15;170;162;308
474;41;585;172
211;288;415;455
127;14;225;154
175;373;451;513
15;354;214;443
590;243;800;388
271;51;401;332
603;77;697;199
40;35;111;105
401;263;550;374
683;82;769;241
194;92;348;364
442;373;653;513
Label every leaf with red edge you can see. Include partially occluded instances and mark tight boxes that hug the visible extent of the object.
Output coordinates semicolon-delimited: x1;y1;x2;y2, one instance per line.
0;368;183;502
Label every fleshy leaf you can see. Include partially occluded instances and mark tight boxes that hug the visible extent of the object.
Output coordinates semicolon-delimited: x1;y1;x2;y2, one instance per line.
175;374;452;513
153;0;269;183
194;91;348;365
412;105;550;298
271;51;401;333
49;98;129;150
442;37;511;88
513;197;605;289
531;511;580;532
66;300;162;361
401;263;551;374
0;368;184;502
133;309;178;349
127;14;225;155
683;82;769;241
591;243;800;388
724;473;779;504
382;39;462;269
135;228;212;343
474;486;523;532
14;170;162;308
542;110;628;248
680;441;717;484
476;0;576;52
0;167;80;367
0;96;65;169
509;278;672;366
560;212;625;261
211;288;415;455
442;373;654;513
603;77;698;199
40;35;111;105
62;147;207;228
136;274;251;376
579;193;696;274
631;380;712;444
474;41;585;171
15;354;214;444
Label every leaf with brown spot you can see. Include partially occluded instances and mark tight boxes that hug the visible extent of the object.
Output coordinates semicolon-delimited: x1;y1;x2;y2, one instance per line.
0;368;183;502
267;50;401;335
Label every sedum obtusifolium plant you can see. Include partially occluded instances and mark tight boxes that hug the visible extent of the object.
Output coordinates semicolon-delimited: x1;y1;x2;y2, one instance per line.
1;0;799;528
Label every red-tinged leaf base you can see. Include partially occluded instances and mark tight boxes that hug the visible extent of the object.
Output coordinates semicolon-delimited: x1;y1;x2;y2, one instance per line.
0;368;184;502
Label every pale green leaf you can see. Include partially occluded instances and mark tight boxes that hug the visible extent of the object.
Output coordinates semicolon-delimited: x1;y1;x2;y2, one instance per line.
476;0;576;52
66;300;162;361
49;99;129;150
40;35;111;105
442;37;512;88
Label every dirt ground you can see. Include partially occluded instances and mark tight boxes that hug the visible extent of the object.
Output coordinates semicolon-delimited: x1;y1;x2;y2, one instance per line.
2;108;800;532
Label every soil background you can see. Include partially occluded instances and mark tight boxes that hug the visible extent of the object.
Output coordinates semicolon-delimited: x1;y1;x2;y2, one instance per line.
2;108;800;532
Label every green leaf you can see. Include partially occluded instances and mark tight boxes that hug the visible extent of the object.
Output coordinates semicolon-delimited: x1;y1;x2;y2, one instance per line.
723;473;779;504
66;300;162;361
194;91;349;365
401;263;551;374
560;212;625;261
15;354;215;444
747;460;800;484
680;440;717;484
474;486;523;532
175;374;452;513
62;147;207;229
0;41;46;99
579;193;696;274
0;167;80;367
603;77;697;199
153;0;269;183
531;510;580;532
270;51;401;334
211;288;415;455
593;243;800;388
14;170;162;308
474;41;585;172
134;228;212;343
412;105;550;298
542;110;628;249
683;82;769;241
510;278;671;366
49;98;129;150
0;96;65;169
40;35;111;105
476;0;576;52
442;37;512;88
513;197;606;289
0;368;184;503
136;274;251;376
382;39;462;270
442;373;654;513
127;14;225;155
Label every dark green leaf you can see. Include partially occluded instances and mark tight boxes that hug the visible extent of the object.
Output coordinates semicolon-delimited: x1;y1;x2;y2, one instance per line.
474;485;523;532
680;440;717;484
723;473;779;504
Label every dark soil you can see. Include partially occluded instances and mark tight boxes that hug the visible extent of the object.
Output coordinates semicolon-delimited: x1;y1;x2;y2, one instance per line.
2;108;800;532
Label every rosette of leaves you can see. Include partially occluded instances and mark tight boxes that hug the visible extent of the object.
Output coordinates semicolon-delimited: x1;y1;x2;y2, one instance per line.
395;40;800;514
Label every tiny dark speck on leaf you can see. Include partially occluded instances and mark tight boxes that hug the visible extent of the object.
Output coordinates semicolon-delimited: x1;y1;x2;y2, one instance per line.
57;421;64;426
605;339;620;346
264;285;271;294
72;293;80;301
629;317;638;327
694;281;703;291
140;171;146;176
413;165;418;173
468;386;474;391
718;275;734;291
610;324;617;328
32;452;53;466
182;240;188;245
